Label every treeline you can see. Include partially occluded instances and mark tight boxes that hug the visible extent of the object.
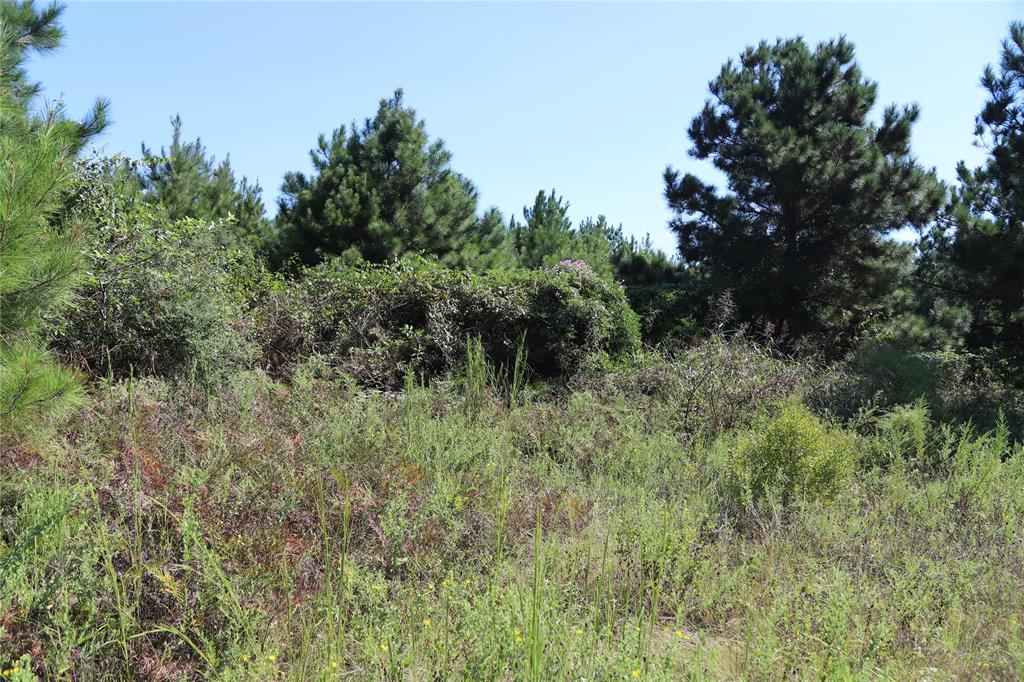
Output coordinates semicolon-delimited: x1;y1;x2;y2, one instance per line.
126;24;1024;365
2;0;1023;432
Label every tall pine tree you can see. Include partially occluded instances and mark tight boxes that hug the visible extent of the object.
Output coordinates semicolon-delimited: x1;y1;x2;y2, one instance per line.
0;1;100;430
931;22;1024;370
664;36;943;343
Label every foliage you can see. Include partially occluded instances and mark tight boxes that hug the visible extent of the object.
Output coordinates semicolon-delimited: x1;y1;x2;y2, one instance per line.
0;0;108;147
625;284;704;345
0;2;95;432
3;348;1024;678
136;115;271;251
259;256;639;387
271;89;507;270
664;35;943;343
728;402;856;508
49;156;270;379
610;234;681;286
509;190;678;284
811;341;1024;439
921;22;1024;374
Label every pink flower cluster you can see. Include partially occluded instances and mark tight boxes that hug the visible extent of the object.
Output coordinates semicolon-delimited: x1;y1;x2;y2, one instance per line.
554;259;593;273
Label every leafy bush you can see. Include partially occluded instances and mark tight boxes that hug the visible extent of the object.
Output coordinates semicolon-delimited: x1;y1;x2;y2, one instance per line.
728;402;856;507
49;157;272;379
259;256;640;387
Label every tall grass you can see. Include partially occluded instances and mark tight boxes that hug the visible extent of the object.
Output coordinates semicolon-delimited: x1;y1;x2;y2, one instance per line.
1;347;1023;679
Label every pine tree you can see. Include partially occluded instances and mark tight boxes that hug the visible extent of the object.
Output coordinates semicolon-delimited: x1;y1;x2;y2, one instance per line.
509;190;638;280
271;89;505;270
0;0;108;149
138;115;270;250
934;22;1024;368
0;1;95;430
512;189;575;269
664;36;943;343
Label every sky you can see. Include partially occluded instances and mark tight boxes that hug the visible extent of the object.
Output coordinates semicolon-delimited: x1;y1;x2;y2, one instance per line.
30;1;1024;253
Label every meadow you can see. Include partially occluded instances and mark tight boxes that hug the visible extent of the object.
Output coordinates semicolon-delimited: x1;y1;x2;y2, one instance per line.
3;338;1024;680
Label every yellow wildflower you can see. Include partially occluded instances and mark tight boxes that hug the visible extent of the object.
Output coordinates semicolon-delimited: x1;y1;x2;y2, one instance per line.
674;630;683;639
423;617;432;626
632;669;641;678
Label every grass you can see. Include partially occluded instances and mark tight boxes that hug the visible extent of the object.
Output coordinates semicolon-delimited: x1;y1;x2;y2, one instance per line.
1;343;1023;680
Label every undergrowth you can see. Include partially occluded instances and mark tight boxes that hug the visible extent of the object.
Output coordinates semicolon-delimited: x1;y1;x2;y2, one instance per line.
1;343;1023;680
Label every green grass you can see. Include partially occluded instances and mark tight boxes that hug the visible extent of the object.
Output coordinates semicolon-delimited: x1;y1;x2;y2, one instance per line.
1;347;1023;680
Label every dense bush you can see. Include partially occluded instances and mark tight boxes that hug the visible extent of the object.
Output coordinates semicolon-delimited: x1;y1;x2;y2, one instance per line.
598;335;812;438
727;402;856;508
48;158;272;379
259;257;640;388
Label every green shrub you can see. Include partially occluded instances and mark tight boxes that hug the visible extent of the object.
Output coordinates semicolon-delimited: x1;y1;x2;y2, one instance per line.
729;402;856;507
260;256;640;388
49;156;273;379
597;335;812;438
864;400;933;471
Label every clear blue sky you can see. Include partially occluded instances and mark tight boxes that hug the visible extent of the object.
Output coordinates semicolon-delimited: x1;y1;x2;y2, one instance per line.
31;1;1023;253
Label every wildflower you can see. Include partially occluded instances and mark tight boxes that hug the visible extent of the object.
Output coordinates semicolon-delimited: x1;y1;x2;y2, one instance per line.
632;669;641;678
674;630;683;639
331;661;339;670
379;642;388;653
423;617;432;626
427;582;435;591
464;577;472;586
242;654;250;662
267;654;277;662
372;582;383;591
574;627;584;636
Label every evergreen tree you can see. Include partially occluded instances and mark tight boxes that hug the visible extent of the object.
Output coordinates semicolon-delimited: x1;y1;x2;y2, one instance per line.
137;115;271;250
272;89;505;270
664;36;943;343
0;0;108;148
508;190;622;279
0;1;95;429
931;22;1024;368
512;189;575;269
